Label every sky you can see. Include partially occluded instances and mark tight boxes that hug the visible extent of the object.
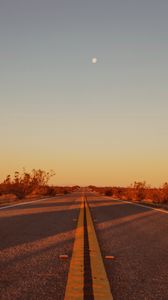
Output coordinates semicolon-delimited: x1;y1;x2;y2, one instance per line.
0;0;168;186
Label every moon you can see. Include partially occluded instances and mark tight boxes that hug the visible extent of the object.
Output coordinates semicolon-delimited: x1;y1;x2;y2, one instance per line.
92;57;98;64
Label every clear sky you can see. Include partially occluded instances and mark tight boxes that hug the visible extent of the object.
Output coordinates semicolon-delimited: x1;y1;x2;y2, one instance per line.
1;0;168;186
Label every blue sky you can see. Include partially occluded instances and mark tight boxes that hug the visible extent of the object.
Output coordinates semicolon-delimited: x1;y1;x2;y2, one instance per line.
0;0;168;186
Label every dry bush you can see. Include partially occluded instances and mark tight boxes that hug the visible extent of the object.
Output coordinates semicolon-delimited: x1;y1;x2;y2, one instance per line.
105;189;113;196
90;181;167;205
0;169;55;199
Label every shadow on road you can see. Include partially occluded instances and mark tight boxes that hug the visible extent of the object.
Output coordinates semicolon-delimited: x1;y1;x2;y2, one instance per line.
0;202;80;250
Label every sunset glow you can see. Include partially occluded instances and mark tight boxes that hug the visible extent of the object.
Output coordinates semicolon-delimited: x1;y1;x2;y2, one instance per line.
1;1;168;186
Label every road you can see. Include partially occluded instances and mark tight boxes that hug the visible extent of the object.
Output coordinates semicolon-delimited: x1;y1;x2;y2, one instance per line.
87;193;168;300
0;191;168;299
0;193;81;300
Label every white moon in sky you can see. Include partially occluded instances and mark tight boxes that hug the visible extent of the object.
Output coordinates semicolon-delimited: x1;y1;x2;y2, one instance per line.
92;57;97;64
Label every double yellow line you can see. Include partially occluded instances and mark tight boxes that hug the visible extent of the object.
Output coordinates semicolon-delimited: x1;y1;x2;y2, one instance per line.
64;196;113;300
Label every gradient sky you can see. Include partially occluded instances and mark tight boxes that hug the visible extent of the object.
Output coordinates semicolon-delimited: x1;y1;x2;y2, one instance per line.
1;0;168;186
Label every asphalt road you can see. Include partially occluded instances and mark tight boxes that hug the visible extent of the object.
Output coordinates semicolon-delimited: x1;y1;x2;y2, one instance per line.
1;191;168;300
87;192;168;300
0;193;81;300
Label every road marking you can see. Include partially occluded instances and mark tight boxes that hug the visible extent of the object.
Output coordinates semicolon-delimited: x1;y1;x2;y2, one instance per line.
102;196;168;215
64;198;84;300
85;199;113;300
59;255;69;259
0;196;62;211
120;199;168;215
64;196;113;300
105;256;115;260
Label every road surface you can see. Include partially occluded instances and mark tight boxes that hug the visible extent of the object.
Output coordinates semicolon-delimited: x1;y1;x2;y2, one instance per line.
0;191;168;299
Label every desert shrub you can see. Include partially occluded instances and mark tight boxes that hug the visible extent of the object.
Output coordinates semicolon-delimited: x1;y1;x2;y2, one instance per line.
0;169;55;199
161;183;168;203
147;188;161;203
133;181;147;202
115;187;125;198
46;186;58;196
124;187;134;201
105;189;113;196
63;189;69;195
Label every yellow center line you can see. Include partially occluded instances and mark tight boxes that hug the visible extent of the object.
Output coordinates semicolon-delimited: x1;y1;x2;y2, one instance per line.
64;198;84;300
85;199;113;300
64;195;113;300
